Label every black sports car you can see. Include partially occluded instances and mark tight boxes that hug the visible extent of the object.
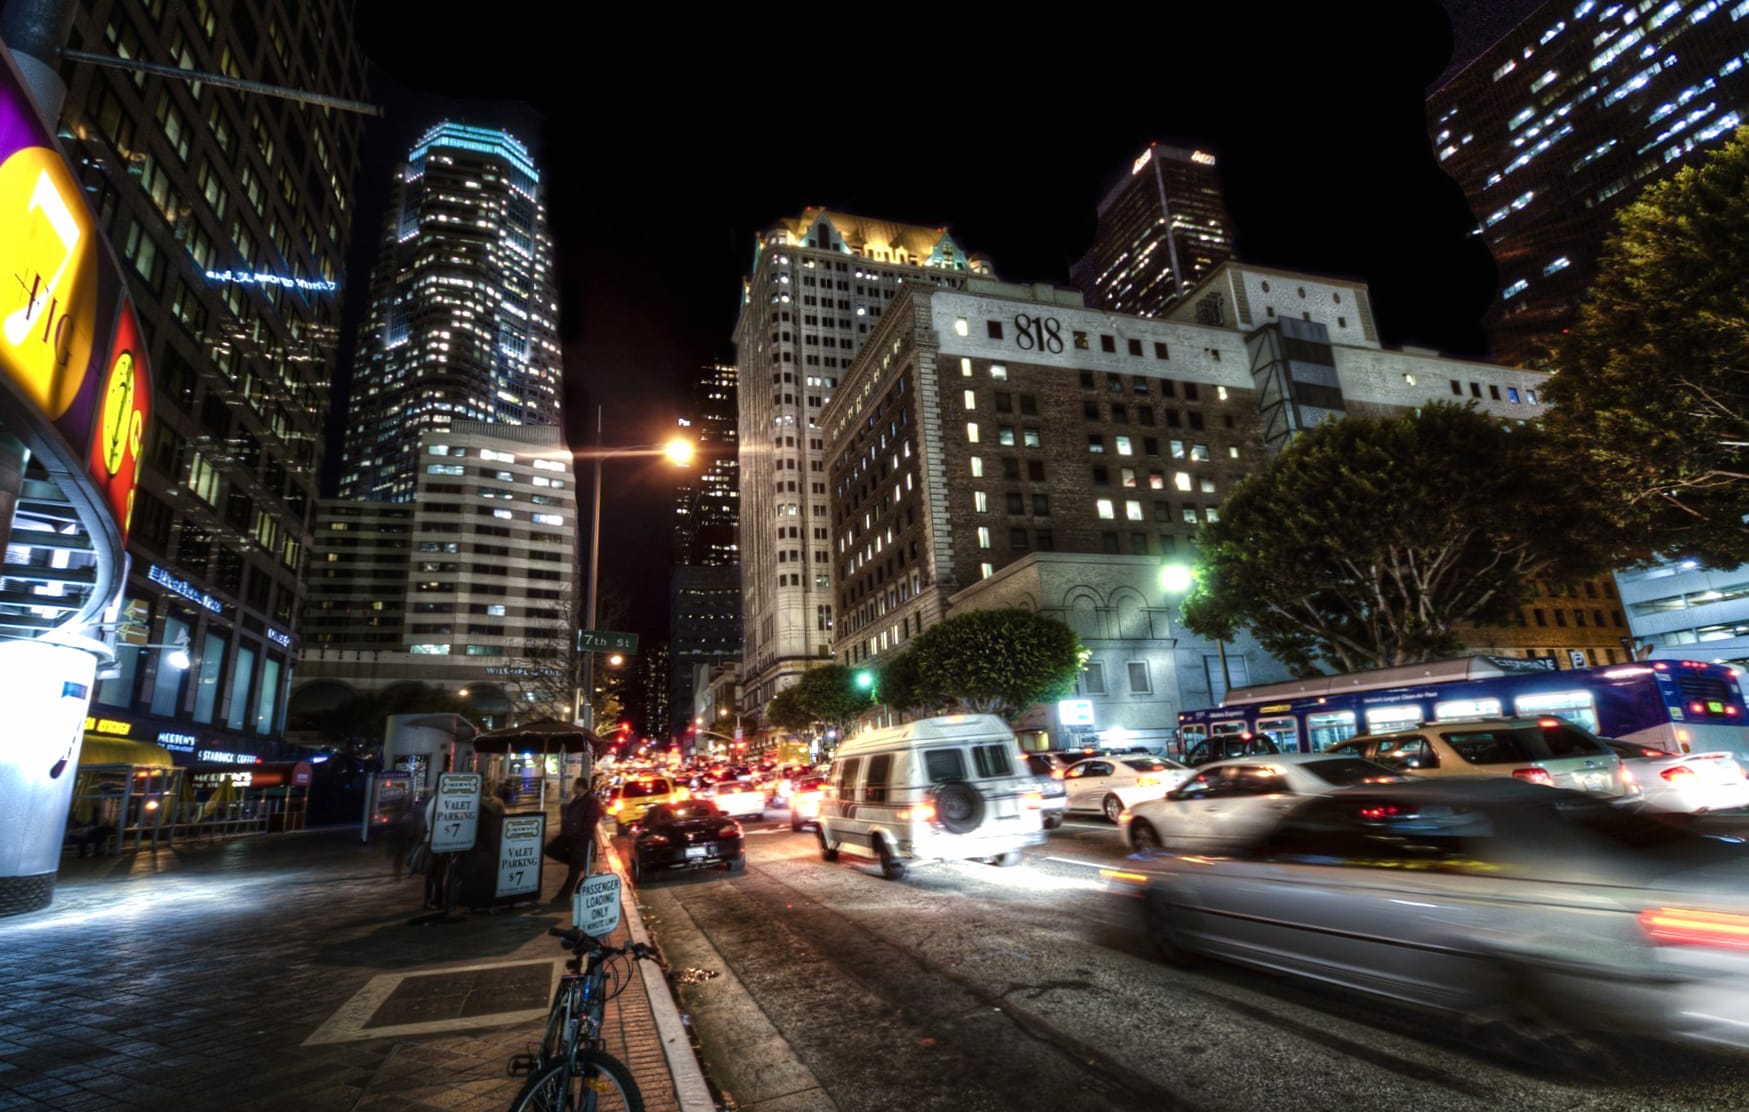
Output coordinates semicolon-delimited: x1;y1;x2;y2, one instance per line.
629;801;745;882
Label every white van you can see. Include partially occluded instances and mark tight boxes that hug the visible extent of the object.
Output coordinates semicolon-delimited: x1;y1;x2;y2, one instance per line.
816;714;1046;880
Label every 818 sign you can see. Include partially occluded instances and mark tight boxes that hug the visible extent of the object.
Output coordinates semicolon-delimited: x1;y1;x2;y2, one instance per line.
1011;313;1064;354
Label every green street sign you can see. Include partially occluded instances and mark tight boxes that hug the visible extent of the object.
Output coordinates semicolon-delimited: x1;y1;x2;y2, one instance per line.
578;629;639;653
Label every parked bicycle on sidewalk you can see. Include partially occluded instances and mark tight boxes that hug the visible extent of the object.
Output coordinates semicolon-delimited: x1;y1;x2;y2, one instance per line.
507;926;664;1111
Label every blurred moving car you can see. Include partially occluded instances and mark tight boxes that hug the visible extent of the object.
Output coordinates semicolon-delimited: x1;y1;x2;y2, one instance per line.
1020;753;1070;830
1121;754;1405;854
1328;717;1626;798
1063;755;1194;823
700;774;767;820
788;774;830;832
1605;739;1749;814
606;775;686;832
1137;779;1749;1051
628;801;745;883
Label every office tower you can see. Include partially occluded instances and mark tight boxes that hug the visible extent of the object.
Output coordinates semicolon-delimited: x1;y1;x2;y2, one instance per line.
669;363;741;735
672;364;739;567
294;422;579;716
1430;0;1749;668
55;0;365;761
732;208;993;723
1428;0;1749;367
1070;143;1234;318
339;122;560;502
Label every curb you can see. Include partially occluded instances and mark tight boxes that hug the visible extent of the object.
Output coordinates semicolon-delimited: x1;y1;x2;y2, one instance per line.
596;822;717;1112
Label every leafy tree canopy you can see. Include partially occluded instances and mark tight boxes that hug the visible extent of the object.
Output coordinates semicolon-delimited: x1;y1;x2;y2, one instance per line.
1180;403;1603;674
765;685;813;734
880;608;1086;722
1542;126;1749;567
793;665;874;730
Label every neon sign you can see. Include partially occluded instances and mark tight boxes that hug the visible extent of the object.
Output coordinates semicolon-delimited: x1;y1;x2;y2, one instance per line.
204;269;338;294
267;627;291;647
148;564;223;613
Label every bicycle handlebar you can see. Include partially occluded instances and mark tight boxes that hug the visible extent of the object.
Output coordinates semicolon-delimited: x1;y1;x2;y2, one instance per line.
546;926;663;966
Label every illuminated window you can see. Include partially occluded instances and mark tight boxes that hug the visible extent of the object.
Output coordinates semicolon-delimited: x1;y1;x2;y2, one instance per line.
964;390;976;409
966;422;979;443
970;457;983;478
977;527;992;549
1174;472;1191;492
1115;436;1133;455
1096;499;1116;520
974;491;988;512
954;317;969;337
1125;500;1143;521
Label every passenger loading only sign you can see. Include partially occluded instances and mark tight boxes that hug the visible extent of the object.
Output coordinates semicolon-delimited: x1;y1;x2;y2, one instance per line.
496;815;545;899
574;873;621;939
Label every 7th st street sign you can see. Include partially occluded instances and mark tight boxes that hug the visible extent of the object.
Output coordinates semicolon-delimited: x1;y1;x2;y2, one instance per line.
577;629;638;653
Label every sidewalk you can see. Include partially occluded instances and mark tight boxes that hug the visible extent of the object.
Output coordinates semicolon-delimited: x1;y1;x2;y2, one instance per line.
0;824;712;1111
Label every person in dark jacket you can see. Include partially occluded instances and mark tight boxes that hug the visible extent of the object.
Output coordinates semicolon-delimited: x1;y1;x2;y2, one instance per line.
553;782;602;901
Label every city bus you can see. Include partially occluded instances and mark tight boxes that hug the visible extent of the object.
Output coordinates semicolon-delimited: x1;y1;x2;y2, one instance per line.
1178;656;1749;758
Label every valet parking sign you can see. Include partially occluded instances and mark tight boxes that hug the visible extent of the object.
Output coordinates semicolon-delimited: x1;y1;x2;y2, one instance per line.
430;773;481;853
496;815;545;900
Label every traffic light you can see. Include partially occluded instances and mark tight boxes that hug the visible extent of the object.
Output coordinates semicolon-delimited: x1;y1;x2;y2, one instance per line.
854;670;874;691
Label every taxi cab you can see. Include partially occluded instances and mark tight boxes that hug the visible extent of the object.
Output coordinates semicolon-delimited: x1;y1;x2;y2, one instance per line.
607;775;687;832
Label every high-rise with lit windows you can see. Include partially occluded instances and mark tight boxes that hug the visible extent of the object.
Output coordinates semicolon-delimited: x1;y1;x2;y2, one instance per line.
1070;143;1234;318
732;209;993;727
669;364;742;735
52;0;366;763
1428;0;1749;367
338;122;561;501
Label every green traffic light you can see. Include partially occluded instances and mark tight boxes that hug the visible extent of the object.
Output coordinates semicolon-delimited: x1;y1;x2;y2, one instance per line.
855;671;874;690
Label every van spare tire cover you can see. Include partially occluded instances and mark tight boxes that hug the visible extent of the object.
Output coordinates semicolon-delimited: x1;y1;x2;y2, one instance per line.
934;781;986;834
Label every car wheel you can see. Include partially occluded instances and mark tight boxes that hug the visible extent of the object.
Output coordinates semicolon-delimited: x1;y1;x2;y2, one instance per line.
817;826;839;862
1102;794;1125;824
727;854;746;875
1471;963;1610;1076
1130;821;1162;856
876;835;906;881
1144;885;1197;967
1042;814;1063;831
993;850;1024;868
790;818;803;833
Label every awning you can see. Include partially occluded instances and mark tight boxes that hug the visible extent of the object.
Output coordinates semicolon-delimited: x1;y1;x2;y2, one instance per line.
79;737;177;767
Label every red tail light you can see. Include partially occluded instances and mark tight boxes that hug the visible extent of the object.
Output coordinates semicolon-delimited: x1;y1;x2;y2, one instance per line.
718;823;742;838
1640;907;1749;951
645;834;670;847
1359;804;1401;821
1661;765;1698;782
1512;768;1555;786
1051;770;1065;780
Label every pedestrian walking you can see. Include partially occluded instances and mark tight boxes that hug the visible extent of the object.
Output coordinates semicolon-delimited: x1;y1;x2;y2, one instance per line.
552;782;602;902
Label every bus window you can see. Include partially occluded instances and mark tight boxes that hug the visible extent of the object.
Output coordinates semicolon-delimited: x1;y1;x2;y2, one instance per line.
1434;697;1502;721
1179;725;1207;759
1365;705;1423;733
1256;716;1300;753
1211;721;1249;736
1514;690;1599;733
1307;710;1357;751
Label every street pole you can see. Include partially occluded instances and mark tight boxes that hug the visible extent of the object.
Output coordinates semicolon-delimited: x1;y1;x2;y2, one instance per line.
582;405;602;733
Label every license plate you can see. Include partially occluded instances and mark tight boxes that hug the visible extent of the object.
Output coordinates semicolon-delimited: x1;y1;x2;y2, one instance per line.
685;845;709;859
1582;773;1609;792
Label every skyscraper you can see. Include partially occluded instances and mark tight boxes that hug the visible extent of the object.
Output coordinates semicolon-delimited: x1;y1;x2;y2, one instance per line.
1429;0;1749;666
55;0;366;761
669;363;741;736
1428;0;1749;367
731;209;992;725
1070;143;1234;318
339;122;560;502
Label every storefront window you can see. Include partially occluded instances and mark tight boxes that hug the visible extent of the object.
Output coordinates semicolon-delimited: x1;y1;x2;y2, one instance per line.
96;646;142;708
255;657;280;735
226;644;256;731
149;616;192;716
193;631;225;724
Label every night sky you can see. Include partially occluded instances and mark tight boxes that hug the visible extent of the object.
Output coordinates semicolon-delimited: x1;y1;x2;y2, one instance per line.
339;0;1543;646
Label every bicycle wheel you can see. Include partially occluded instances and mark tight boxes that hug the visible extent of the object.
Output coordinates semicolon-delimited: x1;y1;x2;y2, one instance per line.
509;1050;643;1112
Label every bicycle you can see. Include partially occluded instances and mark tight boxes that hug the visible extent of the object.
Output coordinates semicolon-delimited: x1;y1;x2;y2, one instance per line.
507;926;664;1111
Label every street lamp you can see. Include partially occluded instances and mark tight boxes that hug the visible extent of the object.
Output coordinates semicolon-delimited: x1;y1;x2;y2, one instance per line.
1162;561;1232;698
572;405;694;732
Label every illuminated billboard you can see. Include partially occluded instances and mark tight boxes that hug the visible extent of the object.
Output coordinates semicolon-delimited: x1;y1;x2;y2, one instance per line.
0;49;151;543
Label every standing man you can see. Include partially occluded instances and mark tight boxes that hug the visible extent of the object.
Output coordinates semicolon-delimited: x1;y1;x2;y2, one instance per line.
554;782;602;901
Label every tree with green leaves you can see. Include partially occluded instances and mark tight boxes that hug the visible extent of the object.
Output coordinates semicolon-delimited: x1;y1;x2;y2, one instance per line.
1180;403;1602;674
1542;126;1749;568
879;608;1086;722
765;685;813;734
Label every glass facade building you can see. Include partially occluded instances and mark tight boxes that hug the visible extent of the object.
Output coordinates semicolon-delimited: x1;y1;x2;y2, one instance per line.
1428;0;1749;366
1070;143;1234;318
338;122;560;502
56;0;366;761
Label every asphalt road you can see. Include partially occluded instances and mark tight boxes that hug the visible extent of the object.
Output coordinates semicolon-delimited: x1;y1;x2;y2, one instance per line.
629;808;1749;1112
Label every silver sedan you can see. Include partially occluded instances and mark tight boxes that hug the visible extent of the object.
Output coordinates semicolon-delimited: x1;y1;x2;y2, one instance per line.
1120;754;1403;854
1135;779;1749;1051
